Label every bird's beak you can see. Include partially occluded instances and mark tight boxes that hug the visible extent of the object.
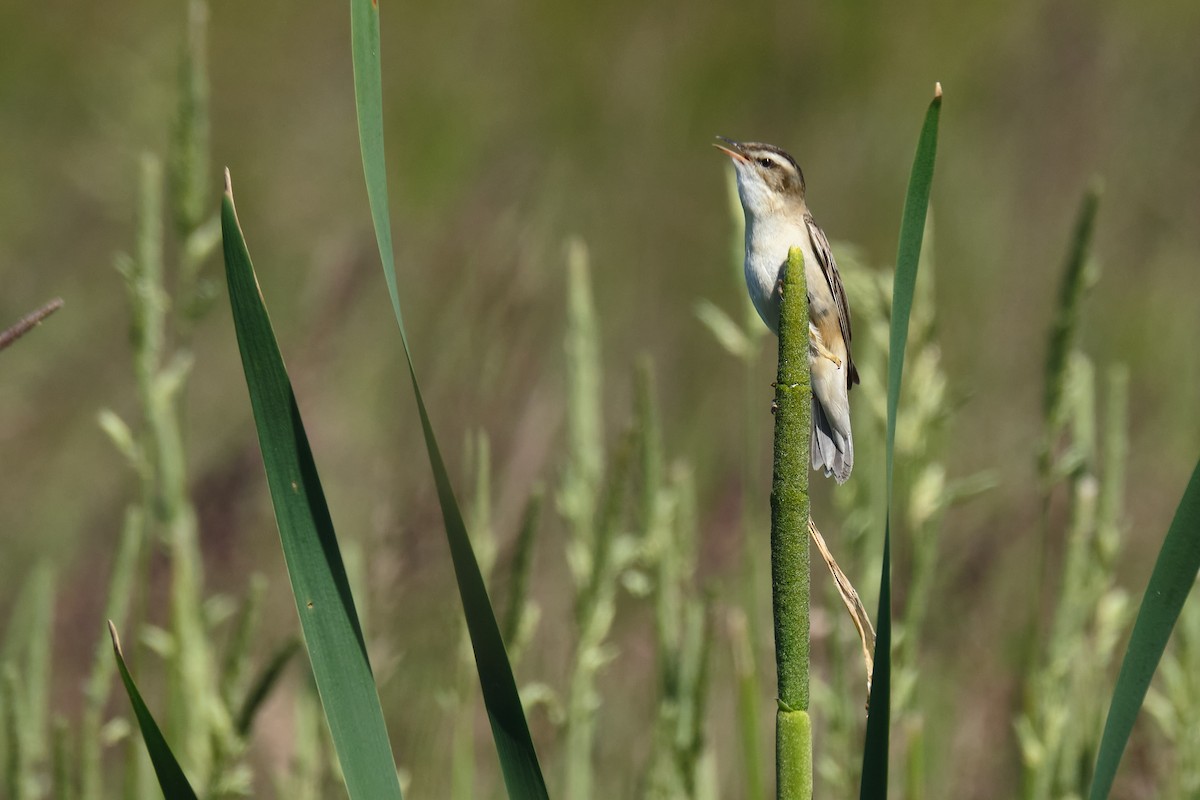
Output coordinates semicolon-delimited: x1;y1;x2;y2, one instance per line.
713;136;748;164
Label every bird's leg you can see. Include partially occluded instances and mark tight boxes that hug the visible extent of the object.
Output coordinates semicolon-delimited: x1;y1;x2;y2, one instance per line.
811;340;843;369
808;326;844;369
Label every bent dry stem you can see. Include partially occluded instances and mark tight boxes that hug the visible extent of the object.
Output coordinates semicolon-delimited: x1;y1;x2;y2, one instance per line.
772;246;813;798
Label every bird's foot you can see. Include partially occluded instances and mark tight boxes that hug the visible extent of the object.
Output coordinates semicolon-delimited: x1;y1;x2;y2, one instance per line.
811;340;843;369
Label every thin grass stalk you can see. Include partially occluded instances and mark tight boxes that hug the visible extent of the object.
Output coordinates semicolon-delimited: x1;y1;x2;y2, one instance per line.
1097;366;1128;560
1031;184;1102;665
557;237;611;800
111;173;163;800
51;718;73;800
81;506;145;800
276;684;324;800
1041;182;1103;446
1017;186;1123;800
771;246;813;799
126;153;214;782
219;575;268;713
503;486;544;652
451;431;499;800
1;562;55;771
204;574;272;798
234;638;301;738
640;372;712;798
676;596;714;796
561;238;605;557
170;0;211;239
565;430;634;800
3;665;26;800
729;608;767;800
676;472;709;772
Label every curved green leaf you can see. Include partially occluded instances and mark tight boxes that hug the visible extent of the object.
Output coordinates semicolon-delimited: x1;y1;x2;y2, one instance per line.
1089;458;1200;800
860;83;942;799
108;622;199;800
221;176;403;800
349;1;549;796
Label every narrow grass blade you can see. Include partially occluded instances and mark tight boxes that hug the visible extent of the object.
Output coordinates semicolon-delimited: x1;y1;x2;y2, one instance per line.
220;174;403;800
860;83;942;799
1088;458;1200;800
349;1;548;796
236;637;302;736
1043;183;1101;426
107;622;199;800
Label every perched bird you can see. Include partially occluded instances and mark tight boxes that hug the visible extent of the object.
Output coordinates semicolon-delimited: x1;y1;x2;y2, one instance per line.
714;137;859;483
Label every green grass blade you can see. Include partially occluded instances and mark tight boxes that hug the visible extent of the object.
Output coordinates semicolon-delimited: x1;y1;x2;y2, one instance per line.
1088;458;1200;800
860;83;942;799
349;1;549;796
236;637;302;737
1043;183;1102;427
220;175;403;800
107;622;199;800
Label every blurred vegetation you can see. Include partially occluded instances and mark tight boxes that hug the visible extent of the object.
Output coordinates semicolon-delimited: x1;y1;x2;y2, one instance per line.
2;0;1199;798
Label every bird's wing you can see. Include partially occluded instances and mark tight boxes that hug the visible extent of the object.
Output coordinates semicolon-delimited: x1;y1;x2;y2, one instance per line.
805;213;859;387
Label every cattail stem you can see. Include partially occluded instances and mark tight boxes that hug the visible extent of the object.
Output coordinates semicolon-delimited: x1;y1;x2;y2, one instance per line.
771;246;813;798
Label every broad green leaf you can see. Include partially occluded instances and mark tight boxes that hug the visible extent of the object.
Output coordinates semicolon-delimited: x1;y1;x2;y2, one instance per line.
349;1;549;797
860;83;942;799
108;622;199;800
220;176;403;800
1089;458;1200;800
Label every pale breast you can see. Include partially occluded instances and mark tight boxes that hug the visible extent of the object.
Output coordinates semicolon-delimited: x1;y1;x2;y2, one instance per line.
744;216;836;335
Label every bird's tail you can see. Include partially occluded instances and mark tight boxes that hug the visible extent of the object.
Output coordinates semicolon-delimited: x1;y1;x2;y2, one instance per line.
812;397;853;484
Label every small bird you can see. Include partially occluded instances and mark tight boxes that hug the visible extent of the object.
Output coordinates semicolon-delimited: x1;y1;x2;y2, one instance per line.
714;137;859;483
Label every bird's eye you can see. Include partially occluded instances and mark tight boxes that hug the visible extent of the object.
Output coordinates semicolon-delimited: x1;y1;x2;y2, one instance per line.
757;157;776;169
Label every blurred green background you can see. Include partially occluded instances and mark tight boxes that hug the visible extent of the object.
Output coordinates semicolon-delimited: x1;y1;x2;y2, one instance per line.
2;0;1198;797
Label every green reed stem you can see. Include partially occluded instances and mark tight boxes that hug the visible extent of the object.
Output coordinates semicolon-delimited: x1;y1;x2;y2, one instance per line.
771;247;812;798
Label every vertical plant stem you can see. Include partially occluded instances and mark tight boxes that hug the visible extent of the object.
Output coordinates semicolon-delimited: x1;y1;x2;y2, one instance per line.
82;507;146;800
52;717;74;800
3;665;26;800
131;153;212;780
730;609;767;800
771;247;812;799
502;486;543;651
565;431;633;800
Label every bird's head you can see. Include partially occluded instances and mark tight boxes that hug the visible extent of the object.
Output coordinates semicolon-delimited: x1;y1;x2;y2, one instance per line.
713;137;806;220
